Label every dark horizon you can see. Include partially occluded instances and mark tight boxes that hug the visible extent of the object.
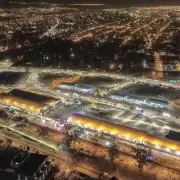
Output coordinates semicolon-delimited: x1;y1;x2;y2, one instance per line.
6;0;180;6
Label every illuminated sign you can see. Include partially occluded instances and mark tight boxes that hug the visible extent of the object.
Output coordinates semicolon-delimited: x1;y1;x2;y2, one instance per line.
9;107;13;112
169;80;180;83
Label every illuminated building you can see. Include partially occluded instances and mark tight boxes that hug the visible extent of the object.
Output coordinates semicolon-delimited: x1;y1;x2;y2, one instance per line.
58;82;93;94
154;52;163;72
0;89;57;112
68;113;180;156
153;52;163;78
153;52;180;79
0;147;54;180
109;95;169;109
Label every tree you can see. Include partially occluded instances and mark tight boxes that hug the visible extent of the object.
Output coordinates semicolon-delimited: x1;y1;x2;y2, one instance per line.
6;139;12;145
135;149;150;171
61;131;74;151
0;139;4;145
26;146;30;151
99;172;109;180
71;128;82;148
109;177;119;180
36;127;49;137
108;143;119;162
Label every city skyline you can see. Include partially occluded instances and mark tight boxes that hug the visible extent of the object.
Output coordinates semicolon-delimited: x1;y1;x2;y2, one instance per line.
4;0;180;5
0;3;180;180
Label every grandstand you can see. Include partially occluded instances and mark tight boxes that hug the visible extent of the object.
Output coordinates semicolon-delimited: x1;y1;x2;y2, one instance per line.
68;113;180;156
0;89;57;112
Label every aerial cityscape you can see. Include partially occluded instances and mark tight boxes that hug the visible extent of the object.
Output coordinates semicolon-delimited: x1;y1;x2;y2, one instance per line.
0;1;180;180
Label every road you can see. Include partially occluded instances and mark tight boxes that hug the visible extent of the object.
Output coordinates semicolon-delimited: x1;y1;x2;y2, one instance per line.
0;66;179;90
122;18;159;45
0;118;58;150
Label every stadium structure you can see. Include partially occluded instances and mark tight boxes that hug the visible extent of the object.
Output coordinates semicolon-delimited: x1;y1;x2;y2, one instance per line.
68;113;180;156
0;89;57;112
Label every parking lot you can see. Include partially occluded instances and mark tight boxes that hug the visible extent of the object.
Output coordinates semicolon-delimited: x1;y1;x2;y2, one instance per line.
45;99;90;119
82;106;180;138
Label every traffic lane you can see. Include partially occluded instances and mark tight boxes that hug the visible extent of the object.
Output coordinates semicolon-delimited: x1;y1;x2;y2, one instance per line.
0;128;76;170
0;127;101;178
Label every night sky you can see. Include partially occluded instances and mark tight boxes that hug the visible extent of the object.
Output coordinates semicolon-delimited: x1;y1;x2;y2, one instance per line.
5;0;180;4
53;0;179;4
1;0;180;8
61;0;180;6
51;0;180;3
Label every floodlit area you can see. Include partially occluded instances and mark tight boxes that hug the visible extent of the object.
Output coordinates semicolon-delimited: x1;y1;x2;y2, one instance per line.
44;98;90;119
0;89;57;112
41;93;180;143
68;113;180;156
0;4;180;180
111;109;179;137
0;73;179;180
80;105;180;138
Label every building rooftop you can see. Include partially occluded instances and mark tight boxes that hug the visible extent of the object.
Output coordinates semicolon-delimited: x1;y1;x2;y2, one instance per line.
8;89;57;105
166;130;180;142
0;72;25;85
0;171;16;180
77;76;120;88
117;83;180;101
0;146;18;170
0;146;48;176
0;89;58;111
17;153;47;176
68;113;180;152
